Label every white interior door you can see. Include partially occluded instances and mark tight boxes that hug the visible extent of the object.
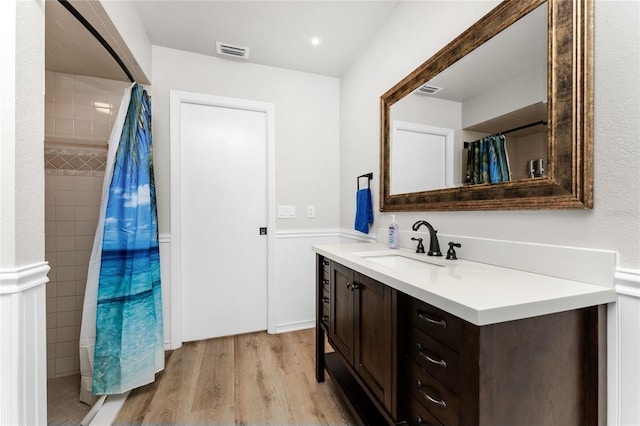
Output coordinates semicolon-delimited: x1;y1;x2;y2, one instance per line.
391;121;455;194
179;101;268;342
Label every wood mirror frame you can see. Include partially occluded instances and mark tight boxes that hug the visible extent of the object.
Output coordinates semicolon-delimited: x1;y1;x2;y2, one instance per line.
380;0;593;211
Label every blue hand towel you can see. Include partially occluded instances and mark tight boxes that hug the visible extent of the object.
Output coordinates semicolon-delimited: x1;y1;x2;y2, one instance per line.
354;188;374;234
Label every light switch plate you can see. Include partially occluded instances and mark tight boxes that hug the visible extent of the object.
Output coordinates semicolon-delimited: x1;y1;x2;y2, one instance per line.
278;205;296;218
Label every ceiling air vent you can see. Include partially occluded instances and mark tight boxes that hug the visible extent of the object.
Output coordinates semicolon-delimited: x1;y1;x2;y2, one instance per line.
416;84;443;95
216;42;250;60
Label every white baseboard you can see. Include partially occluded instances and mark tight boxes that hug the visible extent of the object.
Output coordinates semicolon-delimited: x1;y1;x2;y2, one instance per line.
273;319;315;334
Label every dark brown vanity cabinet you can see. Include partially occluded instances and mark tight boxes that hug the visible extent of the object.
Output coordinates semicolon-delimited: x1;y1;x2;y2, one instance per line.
400;295;606;426
317;256;397;424
316;255;606;426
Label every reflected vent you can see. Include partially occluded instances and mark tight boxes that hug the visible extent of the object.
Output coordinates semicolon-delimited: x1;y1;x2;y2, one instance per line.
216;42;250;59
416;84;443;95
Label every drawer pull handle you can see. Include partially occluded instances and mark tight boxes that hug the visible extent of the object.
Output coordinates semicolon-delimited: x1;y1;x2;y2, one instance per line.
322;296;330;303
416;416;435;426
351;282;360;290
416;379;447;411
416;343;447;369
323;260;330;266
322;279;329;285
322;315;329;321
346;282;352;289
417;310;447;328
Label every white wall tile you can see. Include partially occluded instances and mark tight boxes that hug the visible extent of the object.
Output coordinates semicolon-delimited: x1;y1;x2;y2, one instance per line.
46;283;57;300
44;71;124;377
74;120;92;138
55;341;76;358
75;220;97;236
55;74;74;89
55;103;74;120
56;175;75;191
74;236;93;251
56;266;75;282
55;221;75;236
56;281;75;298
45;220;56;234
55;206;74;221
75;205;98;221
56;311;77;330
55;236;75;252
55;118;73;137
75;250;90;267
56;296;76;314
55;357;74;375
92;121;111;139
56;251;75;267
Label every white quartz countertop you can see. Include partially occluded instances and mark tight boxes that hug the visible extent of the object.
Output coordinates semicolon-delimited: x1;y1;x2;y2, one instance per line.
312;243;617;326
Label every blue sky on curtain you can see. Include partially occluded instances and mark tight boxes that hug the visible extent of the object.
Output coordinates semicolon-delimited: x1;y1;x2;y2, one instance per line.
91;83;164;395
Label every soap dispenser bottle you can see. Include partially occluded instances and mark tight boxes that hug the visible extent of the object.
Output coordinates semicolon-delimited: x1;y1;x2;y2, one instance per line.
388;215;399;249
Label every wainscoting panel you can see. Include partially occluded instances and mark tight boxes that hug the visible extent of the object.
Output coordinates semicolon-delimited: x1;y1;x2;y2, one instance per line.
273;230;341;333
159;234;172;349
609;269;640;426
0;263;49;425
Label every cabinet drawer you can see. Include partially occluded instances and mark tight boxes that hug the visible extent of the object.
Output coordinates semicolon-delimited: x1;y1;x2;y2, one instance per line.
321;312;330;330
321;258;331;273
408;297;462;351
408;361;458;426
406;396;444;426
408;327;459;393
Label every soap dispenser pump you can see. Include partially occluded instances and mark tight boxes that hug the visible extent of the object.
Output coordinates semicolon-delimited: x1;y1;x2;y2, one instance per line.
388;215;399;249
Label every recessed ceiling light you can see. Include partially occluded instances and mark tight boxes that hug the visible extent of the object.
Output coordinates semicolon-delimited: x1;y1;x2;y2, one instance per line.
309;36;322;46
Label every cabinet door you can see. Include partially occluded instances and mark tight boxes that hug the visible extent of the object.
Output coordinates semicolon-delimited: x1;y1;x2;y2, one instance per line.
329;262;354;364
354;272;395;415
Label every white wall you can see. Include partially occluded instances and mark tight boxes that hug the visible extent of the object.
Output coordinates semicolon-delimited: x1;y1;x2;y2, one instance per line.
0;0;48;424
151;46;340;234
340;0;639;270
151;46;341;333
98;0;152;83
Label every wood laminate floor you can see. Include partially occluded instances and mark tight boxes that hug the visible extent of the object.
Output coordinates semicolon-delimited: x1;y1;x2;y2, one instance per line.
114;328;353;424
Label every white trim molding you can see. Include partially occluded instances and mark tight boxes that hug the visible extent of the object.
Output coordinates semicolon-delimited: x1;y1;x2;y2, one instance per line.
609;267;640;426
340;228;378;243
614;268;640;297
0;262;50;294
275;228;341;239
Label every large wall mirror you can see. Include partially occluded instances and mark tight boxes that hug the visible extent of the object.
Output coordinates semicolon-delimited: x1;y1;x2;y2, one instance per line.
380;0;593;211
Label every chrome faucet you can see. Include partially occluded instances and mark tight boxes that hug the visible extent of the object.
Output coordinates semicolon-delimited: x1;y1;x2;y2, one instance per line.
411;220;442;257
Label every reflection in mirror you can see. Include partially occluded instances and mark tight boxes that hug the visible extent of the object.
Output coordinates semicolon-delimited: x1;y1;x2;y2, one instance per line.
389;2;547;193
380;0;593;211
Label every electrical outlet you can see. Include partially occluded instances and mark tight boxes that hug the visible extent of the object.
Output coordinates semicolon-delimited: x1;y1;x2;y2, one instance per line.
307;205;315;218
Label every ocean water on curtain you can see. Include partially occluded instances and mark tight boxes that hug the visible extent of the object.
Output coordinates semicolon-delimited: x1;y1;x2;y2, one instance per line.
92;84;164;395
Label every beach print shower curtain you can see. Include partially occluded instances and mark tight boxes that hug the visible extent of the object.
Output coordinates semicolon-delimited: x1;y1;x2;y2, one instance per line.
79;83;163;403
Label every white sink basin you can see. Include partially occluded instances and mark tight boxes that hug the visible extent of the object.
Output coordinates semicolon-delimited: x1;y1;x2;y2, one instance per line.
353;251;444;269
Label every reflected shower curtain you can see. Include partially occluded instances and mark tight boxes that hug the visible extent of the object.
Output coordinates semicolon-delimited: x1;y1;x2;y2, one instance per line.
79;83;163;403
465;135;511;185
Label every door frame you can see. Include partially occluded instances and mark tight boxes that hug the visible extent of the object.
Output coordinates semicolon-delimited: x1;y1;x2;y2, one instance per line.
169;90;276;348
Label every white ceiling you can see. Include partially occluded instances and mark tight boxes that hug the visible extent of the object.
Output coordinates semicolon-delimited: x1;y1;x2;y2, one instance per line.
45;0;400;82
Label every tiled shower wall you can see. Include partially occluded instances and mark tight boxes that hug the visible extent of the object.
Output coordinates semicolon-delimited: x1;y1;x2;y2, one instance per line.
45;71;129;378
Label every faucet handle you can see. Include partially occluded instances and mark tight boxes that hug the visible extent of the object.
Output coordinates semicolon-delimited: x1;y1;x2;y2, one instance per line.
446;242;461;260
411;237;425;254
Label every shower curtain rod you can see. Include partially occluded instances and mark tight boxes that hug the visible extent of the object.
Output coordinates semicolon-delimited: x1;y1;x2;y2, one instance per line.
463;120;547;149
57;0;136;83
